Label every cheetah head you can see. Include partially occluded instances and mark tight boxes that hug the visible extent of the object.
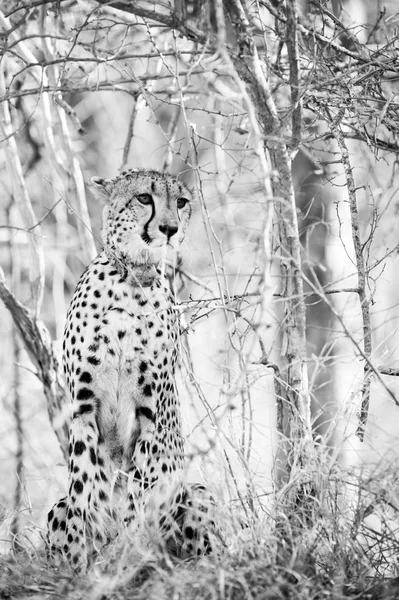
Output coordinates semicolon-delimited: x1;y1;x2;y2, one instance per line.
89;169;193;267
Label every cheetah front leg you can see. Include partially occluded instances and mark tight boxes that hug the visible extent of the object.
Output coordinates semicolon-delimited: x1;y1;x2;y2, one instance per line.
60;414;114;571
124;404;185;547
125;404;158;520
47;496;68;559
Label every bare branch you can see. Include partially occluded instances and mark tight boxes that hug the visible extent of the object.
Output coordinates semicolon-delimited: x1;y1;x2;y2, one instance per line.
161;107;181;172
0;269;69;458
93;0;208;44
286;0;302;151
0;63;45;317
5;0;70;18
378;367;399;377
304;273;399;410
120;94;145;171
39;6;97;263
330;112;373;441
53;94;85;134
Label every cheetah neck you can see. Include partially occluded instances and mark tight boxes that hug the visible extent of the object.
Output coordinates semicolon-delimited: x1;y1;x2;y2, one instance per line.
104;245;158;287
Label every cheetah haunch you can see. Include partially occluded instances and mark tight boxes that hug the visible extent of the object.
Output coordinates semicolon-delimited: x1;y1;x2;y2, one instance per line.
47;169;215;570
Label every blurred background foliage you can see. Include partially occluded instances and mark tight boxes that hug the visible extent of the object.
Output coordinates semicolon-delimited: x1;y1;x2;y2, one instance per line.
1;0;399;570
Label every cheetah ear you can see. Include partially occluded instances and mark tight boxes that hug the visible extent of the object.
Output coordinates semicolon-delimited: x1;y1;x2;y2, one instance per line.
88;176;113;202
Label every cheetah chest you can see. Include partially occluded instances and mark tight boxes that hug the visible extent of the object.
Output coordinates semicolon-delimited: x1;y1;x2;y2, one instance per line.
78;279;179;462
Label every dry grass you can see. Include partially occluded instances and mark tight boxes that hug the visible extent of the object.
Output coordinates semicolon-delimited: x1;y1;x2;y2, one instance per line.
2;455;399;600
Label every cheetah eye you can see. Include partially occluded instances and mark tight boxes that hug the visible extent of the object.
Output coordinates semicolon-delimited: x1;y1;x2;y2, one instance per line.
177;198;189;209
137;194;153;205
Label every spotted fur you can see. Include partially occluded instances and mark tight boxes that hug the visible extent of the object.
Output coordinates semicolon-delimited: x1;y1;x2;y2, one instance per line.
47;170;216;570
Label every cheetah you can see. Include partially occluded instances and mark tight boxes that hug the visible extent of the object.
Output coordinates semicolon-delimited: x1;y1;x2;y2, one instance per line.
47;169;216;570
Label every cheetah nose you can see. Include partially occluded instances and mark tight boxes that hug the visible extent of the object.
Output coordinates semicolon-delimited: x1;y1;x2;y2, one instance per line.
159;223;178;240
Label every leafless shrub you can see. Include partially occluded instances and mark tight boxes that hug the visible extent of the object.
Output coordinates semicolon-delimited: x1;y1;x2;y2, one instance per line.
1;0;399;595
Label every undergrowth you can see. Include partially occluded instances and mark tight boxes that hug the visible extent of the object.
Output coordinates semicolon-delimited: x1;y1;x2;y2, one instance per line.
2;454;399;599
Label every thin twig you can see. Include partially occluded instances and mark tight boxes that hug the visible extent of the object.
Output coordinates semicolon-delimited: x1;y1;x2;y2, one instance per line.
53;93;85;134
94;0;207;44
330;111;373;441
162;107;181;172
253;358;285;437
286;0;302;151
303;272;399;409
7;202;23;547
378;367;399;377
28;198;63;231
120;93;144;171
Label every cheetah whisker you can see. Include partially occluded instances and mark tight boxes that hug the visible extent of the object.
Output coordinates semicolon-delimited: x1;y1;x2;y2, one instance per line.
160;241;168;281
